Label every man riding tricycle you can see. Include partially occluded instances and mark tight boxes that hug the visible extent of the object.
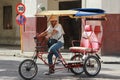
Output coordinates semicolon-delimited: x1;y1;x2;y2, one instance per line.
18;8;106;80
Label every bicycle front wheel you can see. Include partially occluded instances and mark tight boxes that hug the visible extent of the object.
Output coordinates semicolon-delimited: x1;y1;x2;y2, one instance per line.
83;55;101;76
18;59;38;80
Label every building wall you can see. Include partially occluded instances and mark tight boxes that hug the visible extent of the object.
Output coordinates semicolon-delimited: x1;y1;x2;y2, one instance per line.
102;0;120;56
82;0;102;8
48;0;79;10
83;0;120;56
0;0;118;54
37;0;47;10
102;14;120;56
102;0;120;13
22;0;47;17
0;0;21;45
22;0;37;17
82;0;120;13
47;0;120;56
21;0;47;52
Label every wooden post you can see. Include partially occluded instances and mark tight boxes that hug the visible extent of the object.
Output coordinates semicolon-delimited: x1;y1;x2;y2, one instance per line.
20;25;23;53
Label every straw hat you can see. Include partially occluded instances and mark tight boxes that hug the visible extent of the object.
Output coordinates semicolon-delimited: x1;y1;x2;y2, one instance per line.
49;15;57;21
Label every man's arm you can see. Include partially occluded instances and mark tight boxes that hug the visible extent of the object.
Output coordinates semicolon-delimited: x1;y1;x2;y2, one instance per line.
38;31;48;37
45;29;58;39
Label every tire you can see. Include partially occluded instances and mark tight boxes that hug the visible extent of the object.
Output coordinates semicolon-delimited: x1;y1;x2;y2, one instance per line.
18;59;38;80
70;54;84;75
83;55;101;76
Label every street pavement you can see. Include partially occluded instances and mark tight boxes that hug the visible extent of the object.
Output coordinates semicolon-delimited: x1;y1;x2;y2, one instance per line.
0;55;120;80
0;45;120;80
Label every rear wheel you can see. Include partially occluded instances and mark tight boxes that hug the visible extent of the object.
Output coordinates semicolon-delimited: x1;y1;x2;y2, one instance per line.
19;59;38;80
70;54;84;75
83;55;101;76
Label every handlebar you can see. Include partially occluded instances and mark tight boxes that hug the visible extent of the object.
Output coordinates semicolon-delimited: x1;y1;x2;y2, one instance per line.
33;36;48;51
33;36;42;45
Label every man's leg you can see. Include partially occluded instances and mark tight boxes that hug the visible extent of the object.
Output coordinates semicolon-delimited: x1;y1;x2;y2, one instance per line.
49;41;64;58
44;53;54;75
48;52;53;64
45;41;63;75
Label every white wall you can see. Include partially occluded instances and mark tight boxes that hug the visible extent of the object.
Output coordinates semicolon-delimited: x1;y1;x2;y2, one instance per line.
102;0;120;13
22;0;37;17
82;0;120;13
82;0;102;8
22;0;47;17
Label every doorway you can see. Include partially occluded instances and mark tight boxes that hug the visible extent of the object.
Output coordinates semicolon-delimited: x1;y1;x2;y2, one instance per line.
59;1;82;49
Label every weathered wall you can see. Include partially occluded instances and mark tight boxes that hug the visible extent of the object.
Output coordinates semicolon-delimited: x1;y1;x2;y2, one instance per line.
0;0;20;45
48;0;79;10
102;0;120;56
102;14;120;56
82;0;120;56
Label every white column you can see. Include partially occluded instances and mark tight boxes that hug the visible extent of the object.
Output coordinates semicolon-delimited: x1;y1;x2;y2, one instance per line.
22;0;37;17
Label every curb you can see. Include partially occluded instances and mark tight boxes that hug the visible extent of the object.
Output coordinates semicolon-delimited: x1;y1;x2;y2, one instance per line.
0;51;120;64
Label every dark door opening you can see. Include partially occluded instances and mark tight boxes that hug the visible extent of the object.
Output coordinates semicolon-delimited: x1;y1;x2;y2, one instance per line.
59;1;82;49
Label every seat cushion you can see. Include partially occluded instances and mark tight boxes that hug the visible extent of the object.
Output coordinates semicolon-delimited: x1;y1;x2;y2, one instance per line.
69;47;91;53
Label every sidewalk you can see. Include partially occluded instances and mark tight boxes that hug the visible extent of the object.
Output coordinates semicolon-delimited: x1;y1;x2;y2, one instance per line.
0;45;120;63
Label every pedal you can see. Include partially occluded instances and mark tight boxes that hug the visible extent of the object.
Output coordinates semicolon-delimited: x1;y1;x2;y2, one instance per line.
55;58;63;65
55;60;62;64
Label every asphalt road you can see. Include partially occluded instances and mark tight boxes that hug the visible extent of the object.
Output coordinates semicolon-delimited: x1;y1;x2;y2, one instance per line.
0;56;120;80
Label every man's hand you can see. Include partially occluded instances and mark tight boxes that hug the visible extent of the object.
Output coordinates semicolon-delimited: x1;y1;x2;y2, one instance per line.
51;29;58;36
45;33;51;39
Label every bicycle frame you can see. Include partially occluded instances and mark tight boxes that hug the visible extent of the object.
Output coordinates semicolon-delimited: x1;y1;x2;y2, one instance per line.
33;46;83;70
33;37;84;70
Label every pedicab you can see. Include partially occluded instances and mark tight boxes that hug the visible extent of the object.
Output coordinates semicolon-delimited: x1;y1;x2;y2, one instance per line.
18;8;106;80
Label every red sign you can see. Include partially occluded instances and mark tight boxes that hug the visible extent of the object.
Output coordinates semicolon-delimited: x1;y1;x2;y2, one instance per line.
16;3;26;14
16;14;26;26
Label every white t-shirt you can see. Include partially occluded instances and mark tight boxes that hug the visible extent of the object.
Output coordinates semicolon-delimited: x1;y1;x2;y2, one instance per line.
46;23;65;43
